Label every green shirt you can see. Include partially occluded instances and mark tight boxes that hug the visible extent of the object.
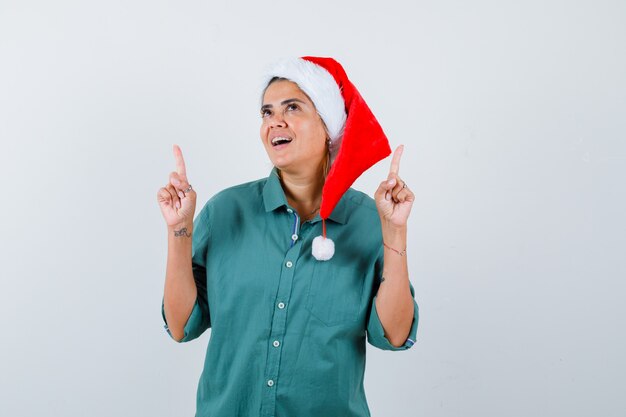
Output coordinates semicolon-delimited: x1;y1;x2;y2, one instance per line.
161;167;419;417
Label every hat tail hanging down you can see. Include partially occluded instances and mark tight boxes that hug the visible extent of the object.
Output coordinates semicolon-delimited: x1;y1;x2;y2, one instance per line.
264;56;391;261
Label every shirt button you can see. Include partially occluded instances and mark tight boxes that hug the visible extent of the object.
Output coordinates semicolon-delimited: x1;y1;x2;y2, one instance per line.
286;208;293;213
285;261;293;268
273;340;280;347
291;234;298;241
267;379;274;387
277;302;285;309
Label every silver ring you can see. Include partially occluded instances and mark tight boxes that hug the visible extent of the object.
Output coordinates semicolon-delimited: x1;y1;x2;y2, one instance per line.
402;181;407;189
184;184;193;193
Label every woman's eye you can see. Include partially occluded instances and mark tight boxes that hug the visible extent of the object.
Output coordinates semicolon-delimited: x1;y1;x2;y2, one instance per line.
261;109;271;117
286;103;299;111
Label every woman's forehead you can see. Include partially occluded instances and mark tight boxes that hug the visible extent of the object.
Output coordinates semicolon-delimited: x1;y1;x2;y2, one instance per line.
262;79;312;105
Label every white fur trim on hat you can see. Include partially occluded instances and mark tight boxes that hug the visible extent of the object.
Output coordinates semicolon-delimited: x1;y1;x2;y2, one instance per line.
262;58;347;165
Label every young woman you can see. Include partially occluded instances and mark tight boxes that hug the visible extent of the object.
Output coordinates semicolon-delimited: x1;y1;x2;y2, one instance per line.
158;56;418;417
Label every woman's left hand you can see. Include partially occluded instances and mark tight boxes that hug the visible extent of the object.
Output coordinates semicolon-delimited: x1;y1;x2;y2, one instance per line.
374;145;415;228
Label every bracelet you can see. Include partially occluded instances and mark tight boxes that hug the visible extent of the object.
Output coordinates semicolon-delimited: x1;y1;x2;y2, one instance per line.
383;241;406;256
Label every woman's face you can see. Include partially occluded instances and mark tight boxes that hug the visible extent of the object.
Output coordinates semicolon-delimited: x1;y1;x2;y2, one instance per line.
260;79;327;175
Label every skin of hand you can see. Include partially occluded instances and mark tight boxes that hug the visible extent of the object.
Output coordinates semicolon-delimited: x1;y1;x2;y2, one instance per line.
157;144;197;227
374;144;415;228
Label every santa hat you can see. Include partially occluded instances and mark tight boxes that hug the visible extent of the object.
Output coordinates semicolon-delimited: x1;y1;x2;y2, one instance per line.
263;56;391;261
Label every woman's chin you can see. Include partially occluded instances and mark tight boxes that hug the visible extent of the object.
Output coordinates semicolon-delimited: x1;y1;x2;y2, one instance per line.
270;157;293;171
270;155;325;177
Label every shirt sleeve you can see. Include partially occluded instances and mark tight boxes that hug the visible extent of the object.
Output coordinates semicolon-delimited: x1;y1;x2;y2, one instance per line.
366;245;419;351
161;203;212;343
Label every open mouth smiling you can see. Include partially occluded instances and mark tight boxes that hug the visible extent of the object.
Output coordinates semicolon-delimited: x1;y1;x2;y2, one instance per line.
271;136;293;147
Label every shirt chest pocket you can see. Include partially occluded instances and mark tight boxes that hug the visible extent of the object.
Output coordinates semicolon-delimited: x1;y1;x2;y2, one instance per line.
305;262;365;326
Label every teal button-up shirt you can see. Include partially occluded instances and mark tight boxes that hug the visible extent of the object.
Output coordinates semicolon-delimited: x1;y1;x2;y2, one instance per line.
161;167;419;417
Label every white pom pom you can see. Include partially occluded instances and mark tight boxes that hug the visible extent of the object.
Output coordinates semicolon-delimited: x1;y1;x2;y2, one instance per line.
312;235;335;261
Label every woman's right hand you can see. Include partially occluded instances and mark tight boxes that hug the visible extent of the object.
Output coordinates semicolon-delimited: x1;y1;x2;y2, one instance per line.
157;144;197;228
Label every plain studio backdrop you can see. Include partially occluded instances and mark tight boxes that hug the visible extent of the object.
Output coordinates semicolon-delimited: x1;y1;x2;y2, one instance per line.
0;1;624;416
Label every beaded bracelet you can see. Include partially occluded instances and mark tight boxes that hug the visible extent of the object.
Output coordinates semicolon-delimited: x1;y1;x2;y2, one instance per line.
383;241;407;256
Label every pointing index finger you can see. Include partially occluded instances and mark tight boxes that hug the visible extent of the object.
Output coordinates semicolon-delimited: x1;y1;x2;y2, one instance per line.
389;144;404;177
173;144;187;179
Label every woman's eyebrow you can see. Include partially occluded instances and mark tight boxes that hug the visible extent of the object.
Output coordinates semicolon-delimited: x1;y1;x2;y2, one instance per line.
261;98;307;110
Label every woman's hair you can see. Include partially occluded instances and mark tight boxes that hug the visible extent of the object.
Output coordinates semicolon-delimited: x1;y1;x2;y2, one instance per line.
264;77;332;182
262;76;287;97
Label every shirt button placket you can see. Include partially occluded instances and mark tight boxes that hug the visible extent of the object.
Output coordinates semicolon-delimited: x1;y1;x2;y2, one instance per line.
261;207;303;417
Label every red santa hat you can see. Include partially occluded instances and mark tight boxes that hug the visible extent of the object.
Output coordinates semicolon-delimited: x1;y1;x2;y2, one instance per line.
263;56;391;261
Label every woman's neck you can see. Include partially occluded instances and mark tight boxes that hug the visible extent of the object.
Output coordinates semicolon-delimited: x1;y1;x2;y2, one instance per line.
278;167;324;219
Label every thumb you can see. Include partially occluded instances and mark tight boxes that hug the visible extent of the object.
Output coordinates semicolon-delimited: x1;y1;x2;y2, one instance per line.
375;177;397;201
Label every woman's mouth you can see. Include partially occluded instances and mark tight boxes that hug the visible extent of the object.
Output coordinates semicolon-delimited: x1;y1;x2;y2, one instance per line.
271;136;293;149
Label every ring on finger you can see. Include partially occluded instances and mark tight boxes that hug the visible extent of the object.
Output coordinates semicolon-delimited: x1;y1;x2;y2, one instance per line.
184;184;193;193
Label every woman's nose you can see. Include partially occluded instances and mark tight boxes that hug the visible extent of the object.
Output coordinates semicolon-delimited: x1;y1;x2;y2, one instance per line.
269;112;286;128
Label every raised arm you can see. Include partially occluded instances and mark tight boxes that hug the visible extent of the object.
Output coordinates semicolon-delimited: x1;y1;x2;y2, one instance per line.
373;145;416;347
157;144;198;342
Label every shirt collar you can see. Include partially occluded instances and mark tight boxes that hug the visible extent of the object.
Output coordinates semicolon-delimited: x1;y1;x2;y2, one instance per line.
263;167;348;225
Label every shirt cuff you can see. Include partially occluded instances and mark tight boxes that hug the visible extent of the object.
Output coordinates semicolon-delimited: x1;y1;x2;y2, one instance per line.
366;294;418;351
161;297;204;343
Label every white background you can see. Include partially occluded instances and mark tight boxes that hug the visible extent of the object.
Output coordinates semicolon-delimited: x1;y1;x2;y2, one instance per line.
1;1;624;416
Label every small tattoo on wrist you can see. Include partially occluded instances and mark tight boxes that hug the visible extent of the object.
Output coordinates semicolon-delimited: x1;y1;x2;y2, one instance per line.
174;227;191;237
